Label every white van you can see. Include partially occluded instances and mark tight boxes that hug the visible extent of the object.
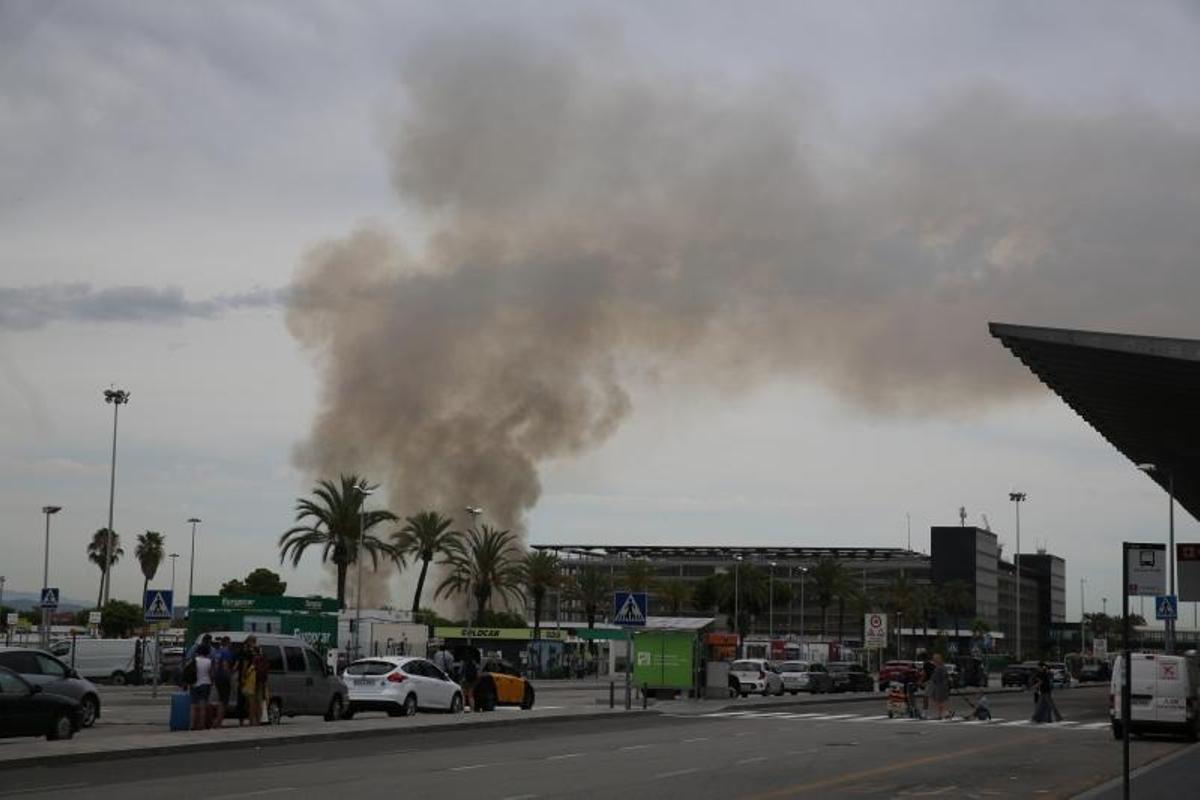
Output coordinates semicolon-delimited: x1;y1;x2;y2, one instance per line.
1109;653;1200;739
49;638;156;685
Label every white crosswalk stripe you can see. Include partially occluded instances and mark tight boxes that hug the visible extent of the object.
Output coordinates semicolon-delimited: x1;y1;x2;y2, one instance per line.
698;710;1109;733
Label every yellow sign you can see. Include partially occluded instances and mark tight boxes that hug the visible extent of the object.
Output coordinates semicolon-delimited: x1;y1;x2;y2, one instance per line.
434;626;568;641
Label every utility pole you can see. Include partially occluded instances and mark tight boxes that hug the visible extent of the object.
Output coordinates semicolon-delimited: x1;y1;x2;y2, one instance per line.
1010;492;1026;661
102;388;130;605
1080;577;1087;654
40;506;62;649
354;484;376;658
187;518;201;610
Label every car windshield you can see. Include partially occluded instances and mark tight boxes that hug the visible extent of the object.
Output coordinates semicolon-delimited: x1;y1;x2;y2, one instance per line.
344;660;396;676
781;662;809;672
827;663;849;672
731;661;760;671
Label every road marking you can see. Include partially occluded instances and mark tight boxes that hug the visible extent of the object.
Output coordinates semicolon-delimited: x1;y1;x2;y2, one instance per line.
1000;720;1031;727
546;752;586;760
656;768;701;778
618;744;652;751
783;712;826;718
734;731;754;737
0;784;88;798
848;715;889;722
449;763;496;771
737;756;769;765
501;795;539;800
211;789;295;800
807;714;856;720
262;759;309;767
683;737;710;743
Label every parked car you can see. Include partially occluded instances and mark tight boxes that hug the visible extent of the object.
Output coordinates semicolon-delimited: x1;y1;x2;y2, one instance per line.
344;656;464;717
476;659;535;711
1048;662;1072;689
159;646;185;682
877;660;921;692
777;661;832;694
1080;661;1111;683
0;647;102;728
730;659;784;697
1111;653;1200;740
0;666;82;740
827;661;874;692
199;631;347;723
944;663;960;689
1001;661;1040;688
48;638;155;685
953;656;989;688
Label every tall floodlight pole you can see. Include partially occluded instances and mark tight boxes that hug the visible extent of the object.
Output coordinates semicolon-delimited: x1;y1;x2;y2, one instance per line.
1009;492;1026;662
799;566;808;643
769;562;776;638
186;518;201;609
1080;578;1087;654
354;483;376;658
734;555;742;657
1137;464;1175;652
102;388;130;605
465;506;483;531
168;553;179;594
40;506;62;648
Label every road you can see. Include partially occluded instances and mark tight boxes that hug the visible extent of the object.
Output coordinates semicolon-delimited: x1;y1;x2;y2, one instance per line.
0;687;1188;799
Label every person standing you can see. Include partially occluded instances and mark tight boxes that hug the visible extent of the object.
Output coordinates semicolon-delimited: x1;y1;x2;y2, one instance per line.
211;636;234;727
461;652;479;711
928;654;951;720
434;643;454;677
1031;662;1062;723
238;636;268;726
189;642;214;730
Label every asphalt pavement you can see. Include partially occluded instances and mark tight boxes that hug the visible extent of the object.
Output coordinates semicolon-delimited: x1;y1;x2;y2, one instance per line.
0;686;1187;799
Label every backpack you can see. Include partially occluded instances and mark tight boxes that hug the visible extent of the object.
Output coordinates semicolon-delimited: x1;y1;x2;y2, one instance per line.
182;658;197;686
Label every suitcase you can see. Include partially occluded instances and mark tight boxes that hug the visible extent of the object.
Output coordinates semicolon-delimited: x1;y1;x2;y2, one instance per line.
170;692;191;731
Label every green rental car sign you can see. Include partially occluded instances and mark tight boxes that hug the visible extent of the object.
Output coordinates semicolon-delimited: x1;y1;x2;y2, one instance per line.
633;630;695;691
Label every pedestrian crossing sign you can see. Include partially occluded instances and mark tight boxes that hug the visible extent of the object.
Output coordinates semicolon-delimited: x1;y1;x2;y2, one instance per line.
143;589;174;621
1155;594;1178;621
613;591;648;626
39;587;59;608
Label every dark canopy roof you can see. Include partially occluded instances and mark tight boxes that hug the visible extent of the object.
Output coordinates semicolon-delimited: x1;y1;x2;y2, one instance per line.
990;322;1200;520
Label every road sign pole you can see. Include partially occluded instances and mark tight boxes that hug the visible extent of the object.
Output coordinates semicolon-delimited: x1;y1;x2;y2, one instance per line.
1122;544;1131;800
152;629;159;699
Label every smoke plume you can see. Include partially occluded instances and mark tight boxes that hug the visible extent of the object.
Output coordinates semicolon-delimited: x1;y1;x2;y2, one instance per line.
287;31;1200;588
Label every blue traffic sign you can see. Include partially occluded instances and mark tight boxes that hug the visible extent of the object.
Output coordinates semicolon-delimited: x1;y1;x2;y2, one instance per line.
144;589;174;621
613;591;648;626
39;587;59;609
1156;594;1178;621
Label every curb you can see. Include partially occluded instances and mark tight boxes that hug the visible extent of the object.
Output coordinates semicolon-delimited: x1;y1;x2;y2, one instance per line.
0;709;660;771
713;682;1105;714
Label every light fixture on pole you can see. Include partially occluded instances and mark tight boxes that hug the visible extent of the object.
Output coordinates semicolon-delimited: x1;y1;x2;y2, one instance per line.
1102;597;1107;616
1137;463;1175;653
354;483;377;658
464;506;483;530
1009;491;1026;661
40;506;62;648
168;553;179;594
186;518;201;609
102;387;130;605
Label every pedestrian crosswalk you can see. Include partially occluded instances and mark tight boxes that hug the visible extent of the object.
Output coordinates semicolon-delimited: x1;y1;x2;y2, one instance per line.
698;710;1111;733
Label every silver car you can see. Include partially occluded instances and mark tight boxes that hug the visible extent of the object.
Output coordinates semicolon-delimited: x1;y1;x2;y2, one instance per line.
0;647;102;728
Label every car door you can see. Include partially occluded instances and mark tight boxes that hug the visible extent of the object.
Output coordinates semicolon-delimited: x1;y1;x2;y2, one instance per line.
282;646;313;714
259;644;292;712
425;659;457;705
415;659;451;708
303;648;333;713
0;651;40;685
0;669;37;736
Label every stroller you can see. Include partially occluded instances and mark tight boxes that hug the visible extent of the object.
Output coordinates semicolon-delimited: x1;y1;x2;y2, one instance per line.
960;693;992;720
886;680;922;719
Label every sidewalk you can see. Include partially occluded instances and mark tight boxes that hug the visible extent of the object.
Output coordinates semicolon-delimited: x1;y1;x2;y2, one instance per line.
0;706;656;770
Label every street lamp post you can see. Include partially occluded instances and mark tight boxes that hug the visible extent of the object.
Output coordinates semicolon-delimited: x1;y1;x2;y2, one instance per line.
1010;491;1026;661
102;388;130;605
1103;597;1107;616
40;506;62;648
464;506;483;531
769;562;776;637
734;555;743;657
1080;577;1087;654
1137;463;1175;652
186;518;201;609
354;484;376;658
168;553;179;592
799;566;808;643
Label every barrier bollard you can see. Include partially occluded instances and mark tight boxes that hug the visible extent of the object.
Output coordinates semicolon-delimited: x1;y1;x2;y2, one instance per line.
643;685;648;710
609;680;615;708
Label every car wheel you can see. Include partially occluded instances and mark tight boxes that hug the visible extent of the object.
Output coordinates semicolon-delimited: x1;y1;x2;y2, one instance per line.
267;698;283;726
324;694;344;722
342;704;356;721
110;671;127;686
521;685;535;710
450;693;464;714
402;693;418;717
47;712;75;741
79;695;99;728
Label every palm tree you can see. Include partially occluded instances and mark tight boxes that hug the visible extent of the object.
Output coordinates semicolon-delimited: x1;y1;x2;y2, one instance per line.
566;566;610;658
278;475;398;609
135;531;165;601
435;525;523;624
392;511;460;614
622;559;657;593
940;579;973;649
888;572;915;658
658;578;693;616
519;550;562;640
86;529;122;608
811;558;849;638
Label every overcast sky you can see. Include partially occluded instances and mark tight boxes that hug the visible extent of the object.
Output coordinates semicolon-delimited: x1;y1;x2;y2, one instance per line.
3;1;1199;624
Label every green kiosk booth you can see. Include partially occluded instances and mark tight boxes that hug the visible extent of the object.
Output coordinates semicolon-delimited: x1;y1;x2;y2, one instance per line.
187;595;340;653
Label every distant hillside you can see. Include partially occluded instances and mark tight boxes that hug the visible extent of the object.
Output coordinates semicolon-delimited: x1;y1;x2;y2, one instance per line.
2;590;93;611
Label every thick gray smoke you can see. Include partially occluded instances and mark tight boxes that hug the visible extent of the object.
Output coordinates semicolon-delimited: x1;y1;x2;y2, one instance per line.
286;32;1200;592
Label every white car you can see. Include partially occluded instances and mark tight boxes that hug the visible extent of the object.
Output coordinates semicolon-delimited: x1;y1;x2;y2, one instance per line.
730;659;784;697
343;656;464;718
777;660;832;694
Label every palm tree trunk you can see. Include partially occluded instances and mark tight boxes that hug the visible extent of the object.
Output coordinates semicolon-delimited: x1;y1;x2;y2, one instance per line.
533;595;543;640
411;558;431;614
336;562;348;610
96;570;104;609
142;576;148;604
